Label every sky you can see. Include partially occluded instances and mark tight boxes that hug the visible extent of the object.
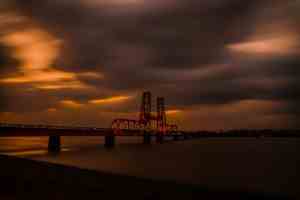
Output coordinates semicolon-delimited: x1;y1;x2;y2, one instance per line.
0;0;299;130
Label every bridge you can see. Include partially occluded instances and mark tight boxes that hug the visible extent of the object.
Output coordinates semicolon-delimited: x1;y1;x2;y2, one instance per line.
0;92;197;153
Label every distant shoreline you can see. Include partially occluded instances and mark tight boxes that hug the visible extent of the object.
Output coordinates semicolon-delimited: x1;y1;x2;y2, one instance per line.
0;125;300;139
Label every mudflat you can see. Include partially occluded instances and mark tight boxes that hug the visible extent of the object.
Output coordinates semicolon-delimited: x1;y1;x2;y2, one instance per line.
0;154;291;200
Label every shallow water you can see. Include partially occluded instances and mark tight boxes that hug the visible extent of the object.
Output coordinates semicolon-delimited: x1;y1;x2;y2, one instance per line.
1;136;299;198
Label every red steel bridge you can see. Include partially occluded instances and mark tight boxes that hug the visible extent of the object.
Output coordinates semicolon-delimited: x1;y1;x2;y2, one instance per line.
111;91;178;135
0;92;195;152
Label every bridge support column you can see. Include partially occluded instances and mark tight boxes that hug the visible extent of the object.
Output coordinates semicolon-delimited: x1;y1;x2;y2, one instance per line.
173;134;179;141
143;131;151;144
48;135;61;153
183;134;189;140
105;134;115;148
156;133;163;144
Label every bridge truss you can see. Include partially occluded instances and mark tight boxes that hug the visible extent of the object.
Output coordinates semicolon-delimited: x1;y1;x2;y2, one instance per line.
111;92;178;135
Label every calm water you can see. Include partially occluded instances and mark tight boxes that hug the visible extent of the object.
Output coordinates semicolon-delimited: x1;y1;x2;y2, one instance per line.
0;136;300;198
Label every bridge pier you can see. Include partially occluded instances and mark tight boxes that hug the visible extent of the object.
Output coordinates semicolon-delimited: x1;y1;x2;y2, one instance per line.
173;134;180;141
105;133;115;148
183;134;189;140
48;135;61;153
156;133;164;143
143;131;151;144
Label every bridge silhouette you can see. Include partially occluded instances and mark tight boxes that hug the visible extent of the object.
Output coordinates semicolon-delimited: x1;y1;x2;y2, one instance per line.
0;92;197;152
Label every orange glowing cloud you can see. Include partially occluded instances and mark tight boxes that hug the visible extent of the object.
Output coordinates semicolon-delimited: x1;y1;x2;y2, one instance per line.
0;70;75;83
89;95;132;104
34;80;92;90
0;13;101;90
84;0;144;7
166;109;182;115
60;100;83;108
1;28;60;71
228;36;298;56
79;72;104;79
47;108;57;112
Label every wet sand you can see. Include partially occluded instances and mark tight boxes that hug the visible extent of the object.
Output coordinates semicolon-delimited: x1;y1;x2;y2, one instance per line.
0;154;292;200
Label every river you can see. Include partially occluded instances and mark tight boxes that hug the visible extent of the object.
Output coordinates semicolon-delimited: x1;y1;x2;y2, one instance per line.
0;136;299;198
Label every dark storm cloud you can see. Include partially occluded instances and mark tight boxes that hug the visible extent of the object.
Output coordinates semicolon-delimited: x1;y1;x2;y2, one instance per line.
0;85;58;113
7;0;300;88
0;44;19;77
0;44;21;112
13;0;260;70
166;55;300;106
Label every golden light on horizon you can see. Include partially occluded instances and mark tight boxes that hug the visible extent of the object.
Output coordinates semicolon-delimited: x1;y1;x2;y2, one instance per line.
89;95;132;104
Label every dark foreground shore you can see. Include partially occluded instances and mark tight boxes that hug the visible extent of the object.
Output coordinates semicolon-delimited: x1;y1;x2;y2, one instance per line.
0;155;292;200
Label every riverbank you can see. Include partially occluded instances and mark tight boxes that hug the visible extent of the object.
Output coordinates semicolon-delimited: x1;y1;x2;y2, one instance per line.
0;154;292;200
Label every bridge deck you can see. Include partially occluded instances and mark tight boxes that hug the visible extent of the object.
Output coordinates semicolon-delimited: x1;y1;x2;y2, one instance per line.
0;127;182;137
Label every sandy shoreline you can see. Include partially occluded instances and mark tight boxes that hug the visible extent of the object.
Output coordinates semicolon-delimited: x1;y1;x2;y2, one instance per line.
0;154;292;200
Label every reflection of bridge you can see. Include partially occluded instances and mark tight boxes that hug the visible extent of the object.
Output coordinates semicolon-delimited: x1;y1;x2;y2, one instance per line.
0;92;195;153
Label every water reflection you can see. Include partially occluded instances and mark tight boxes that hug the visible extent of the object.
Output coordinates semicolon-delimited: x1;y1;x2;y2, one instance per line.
3;148;71;156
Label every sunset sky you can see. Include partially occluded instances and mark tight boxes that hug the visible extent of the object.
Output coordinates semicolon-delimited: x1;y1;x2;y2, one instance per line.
0;0;299;130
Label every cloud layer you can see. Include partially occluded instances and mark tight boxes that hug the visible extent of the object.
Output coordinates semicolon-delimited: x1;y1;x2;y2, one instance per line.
0;0;299;130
